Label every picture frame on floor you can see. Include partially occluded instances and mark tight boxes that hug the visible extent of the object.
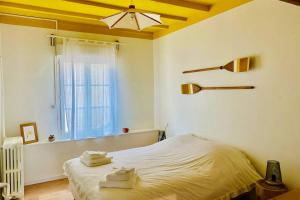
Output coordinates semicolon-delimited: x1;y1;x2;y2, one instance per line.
20;122;39;144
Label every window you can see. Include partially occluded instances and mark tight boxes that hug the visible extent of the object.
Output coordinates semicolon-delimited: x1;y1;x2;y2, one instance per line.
57;40;118;140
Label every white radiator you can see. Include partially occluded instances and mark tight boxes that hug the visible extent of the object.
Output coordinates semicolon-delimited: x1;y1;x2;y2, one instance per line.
1;137;24;200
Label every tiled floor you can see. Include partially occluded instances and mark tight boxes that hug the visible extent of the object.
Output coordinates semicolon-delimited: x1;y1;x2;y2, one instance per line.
24;179;73;200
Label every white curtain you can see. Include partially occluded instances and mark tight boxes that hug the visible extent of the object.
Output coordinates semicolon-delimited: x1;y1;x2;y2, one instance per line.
56;39;118;140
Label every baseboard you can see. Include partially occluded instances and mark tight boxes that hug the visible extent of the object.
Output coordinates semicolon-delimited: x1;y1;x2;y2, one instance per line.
25;174;66;186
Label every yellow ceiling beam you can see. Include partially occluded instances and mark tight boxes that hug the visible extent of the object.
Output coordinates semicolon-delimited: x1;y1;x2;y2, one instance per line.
0;14;153;40
63;0;188;21
0;1;169;29
153;24;169;29
153;0;253;39
151;0;211;11
0;14;56;29
59;21;153;39
0;1;103;20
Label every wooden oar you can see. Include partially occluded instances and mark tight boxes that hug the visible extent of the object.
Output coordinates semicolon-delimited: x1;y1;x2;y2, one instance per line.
181;83;254;94
183;57;250;74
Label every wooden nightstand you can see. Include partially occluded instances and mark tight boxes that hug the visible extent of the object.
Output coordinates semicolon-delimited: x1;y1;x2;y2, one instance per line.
256;179;288;200
272;188;300;200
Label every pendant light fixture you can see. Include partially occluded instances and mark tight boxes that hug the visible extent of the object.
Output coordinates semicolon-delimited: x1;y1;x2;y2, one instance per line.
100;4;163;31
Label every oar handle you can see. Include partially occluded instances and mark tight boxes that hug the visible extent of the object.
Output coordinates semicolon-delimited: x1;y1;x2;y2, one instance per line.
183;66;222;74
201;86;255;90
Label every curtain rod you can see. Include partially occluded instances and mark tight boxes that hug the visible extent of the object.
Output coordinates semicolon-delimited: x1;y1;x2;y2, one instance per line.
47;35;126;45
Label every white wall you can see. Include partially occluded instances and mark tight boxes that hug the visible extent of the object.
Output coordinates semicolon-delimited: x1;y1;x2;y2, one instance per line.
154;0;300;189
0;31;4;145
0;24;154;141
0;24;155;185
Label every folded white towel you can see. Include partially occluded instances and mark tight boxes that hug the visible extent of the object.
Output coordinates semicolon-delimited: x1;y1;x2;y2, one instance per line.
113;167;135;175
99;173;137;189
81;155;112;163
106;169;135;181
80;156;112;167
83;151;107;159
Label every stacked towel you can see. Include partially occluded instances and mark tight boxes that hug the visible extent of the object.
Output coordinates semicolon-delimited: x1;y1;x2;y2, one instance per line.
83;151;107;158
80;151;112;167
99;167;137;189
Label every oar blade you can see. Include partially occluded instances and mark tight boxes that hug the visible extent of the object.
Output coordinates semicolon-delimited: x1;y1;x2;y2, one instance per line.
224;57;250;72
181;83;201;94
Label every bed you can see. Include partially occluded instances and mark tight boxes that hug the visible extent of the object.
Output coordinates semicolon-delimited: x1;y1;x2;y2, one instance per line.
63;134;261;200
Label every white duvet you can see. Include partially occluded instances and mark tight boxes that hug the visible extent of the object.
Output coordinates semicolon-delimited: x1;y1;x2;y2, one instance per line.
63;134;261;200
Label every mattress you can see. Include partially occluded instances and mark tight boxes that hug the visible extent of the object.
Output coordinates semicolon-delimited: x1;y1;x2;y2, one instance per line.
63;134;261;200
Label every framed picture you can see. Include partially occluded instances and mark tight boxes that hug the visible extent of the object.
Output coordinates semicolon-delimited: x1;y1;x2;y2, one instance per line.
20;122;38;144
